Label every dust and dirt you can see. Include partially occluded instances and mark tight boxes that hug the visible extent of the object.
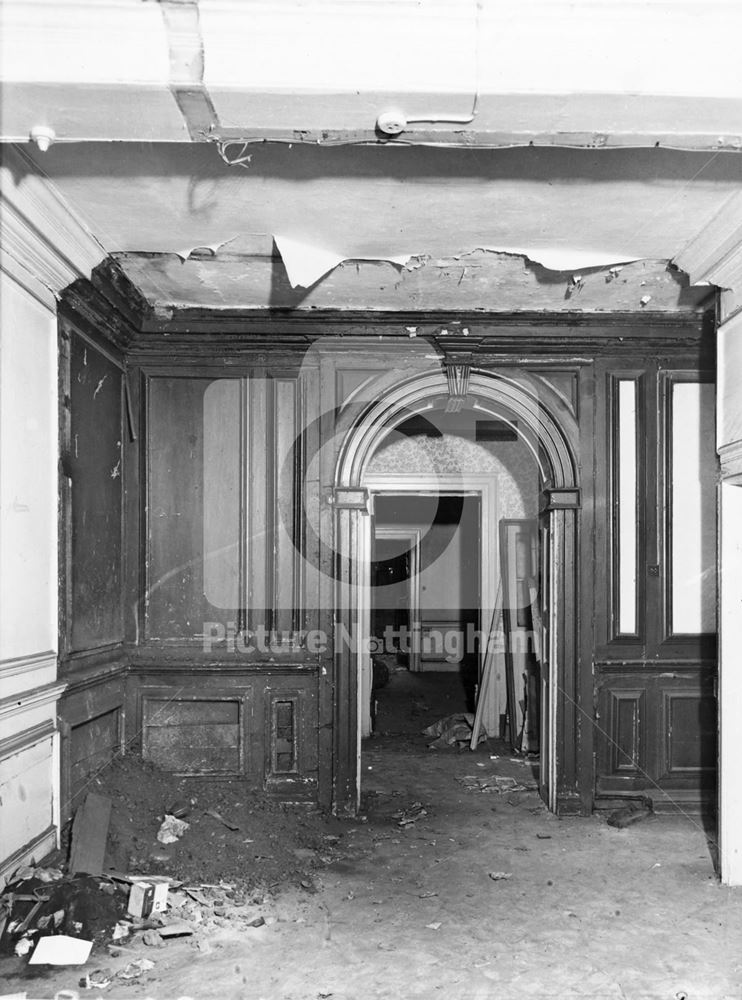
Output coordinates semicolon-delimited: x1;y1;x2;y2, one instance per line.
98;752;345;891
3;672;742;998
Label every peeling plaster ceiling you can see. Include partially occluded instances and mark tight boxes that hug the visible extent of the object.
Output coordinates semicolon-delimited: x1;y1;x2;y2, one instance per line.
16;141;741;309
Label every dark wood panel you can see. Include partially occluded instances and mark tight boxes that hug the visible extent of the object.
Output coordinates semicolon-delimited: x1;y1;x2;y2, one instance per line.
68;708;122;811
273;377;300;633
147;377;242;638
146;699;239;726
664;692;717;773
67;332;124;651
609;690;644;775
595;667;716;806
146;745;241;774
270;695;298;774
203;379;243;621
264;683;318;799
142;695;243;774
534;370;579;417
146;725;239;752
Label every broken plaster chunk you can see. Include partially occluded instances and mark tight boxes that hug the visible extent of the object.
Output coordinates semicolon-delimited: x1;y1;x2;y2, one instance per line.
117;957;155;980
157;921;195;938
157;814;190;845
14;935;35;956
80;968;114;990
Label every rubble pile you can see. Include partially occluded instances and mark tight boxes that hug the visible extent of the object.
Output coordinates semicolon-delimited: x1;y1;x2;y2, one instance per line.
0;751;346;984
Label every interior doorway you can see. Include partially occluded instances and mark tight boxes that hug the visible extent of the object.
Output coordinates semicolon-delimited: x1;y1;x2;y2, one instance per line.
332;368;581;816
370;493;481;736
359;474;499;743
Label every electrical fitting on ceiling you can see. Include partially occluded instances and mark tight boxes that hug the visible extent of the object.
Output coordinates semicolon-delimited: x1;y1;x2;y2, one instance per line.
29;126;55;152
376;104;478;137
214;92;481;167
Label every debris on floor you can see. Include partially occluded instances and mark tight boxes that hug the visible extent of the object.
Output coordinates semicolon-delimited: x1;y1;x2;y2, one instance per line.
488;871;513;882
392;802;428;827
1;732;740;999
457;774;537;793
0;751;350;987
423;713;487;749
607;797;654;828
28;932;93;965
156;813;190;844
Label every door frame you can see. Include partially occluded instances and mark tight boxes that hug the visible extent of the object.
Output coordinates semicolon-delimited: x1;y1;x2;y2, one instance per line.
372;523;423;674
360;474;499;739
332;367;580;816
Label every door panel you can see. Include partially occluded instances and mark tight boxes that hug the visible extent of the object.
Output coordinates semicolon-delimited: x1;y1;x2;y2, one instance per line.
593;360;717;811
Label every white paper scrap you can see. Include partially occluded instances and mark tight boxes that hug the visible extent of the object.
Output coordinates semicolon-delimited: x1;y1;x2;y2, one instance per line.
274;234;414;288
456;245;641;272
28;934;93;965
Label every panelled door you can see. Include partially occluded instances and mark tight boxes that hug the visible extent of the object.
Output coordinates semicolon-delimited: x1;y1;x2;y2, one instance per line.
593;359;717;811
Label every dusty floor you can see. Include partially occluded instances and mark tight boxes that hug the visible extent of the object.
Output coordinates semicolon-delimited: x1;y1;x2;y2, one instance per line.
3;669;742;999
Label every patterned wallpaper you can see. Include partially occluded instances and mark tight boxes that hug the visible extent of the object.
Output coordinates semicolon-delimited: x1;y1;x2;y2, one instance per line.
367;433;539;518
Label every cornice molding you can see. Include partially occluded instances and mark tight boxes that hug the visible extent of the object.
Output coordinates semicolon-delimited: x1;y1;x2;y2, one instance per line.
674;191;742;320
719;440;742;482
0;144;105;304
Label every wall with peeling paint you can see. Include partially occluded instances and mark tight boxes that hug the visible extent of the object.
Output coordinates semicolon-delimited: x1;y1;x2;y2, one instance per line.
56;313;129;825
0;269;61;887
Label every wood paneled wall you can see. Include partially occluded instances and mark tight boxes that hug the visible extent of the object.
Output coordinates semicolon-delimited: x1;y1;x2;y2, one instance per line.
57;284;717;815
57;308;129;819
124;361;325;801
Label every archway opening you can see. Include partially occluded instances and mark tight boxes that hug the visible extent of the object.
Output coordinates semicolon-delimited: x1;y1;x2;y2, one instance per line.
333;367;581;816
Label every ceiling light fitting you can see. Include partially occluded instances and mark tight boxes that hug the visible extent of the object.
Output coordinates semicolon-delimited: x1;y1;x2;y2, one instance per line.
376;108;478;137
29;125;55;152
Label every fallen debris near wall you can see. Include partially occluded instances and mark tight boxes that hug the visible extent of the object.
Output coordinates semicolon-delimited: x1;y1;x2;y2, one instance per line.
423;713;487;749
606;798;654;828
456;774;538;793
0;751;350;988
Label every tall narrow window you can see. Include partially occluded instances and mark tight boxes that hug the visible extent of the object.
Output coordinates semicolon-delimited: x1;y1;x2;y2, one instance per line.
616;379;638;635
670;381;716;635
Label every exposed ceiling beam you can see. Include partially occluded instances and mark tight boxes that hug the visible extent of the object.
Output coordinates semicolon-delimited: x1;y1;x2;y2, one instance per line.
3;0;742;150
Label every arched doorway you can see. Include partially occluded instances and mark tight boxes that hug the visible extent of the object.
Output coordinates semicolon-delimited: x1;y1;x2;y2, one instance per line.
332;367;581;815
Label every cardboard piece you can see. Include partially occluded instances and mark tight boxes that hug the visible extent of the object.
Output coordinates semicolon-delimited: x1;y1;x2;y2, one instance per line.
127;877;169;917
69;792;112;876
28;934;93;965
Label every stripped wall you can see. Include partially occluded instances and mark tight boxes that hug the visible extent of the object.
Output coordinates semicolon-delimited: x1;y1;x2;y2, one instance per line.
0;263;62;887
0;144;103;885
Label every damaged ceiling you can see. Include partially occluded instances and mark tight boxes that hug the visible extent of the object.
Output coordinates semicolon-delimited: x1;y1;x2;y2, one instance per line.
15;141;740;311
2;0;742;313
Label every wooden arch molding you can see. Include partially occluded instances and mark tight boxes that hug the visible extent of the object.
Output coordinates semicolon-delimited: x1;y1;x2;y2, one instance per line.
334;368;579;493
